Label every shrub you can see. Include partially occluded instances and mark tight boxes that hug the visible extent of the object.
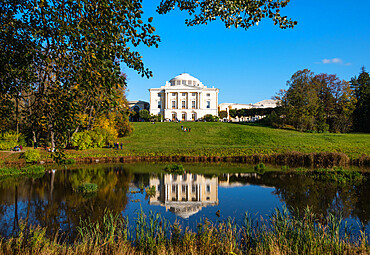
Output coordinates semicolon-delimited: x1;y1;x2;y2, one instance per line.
0;131;20;150
72;131;93;150
72;128;117;150
89;129;105;148
254;163;266;174
23;149;41;163
117;118;134;137
203;114;219;122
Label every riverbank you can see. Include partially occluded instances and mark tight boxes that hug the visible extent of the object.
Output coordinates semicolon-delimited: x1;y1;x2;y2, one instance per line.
1;207;368;255
1;122;369;167
0;165;45;180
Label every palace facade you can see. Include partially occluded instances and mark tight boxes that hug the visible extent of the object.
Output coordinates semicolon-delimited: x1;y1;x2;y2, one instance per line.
149;73;219;121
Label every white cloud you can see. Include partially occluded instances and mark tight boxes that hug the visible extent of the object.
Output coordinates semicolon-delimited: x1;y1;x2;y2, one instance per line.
317;58;351;66
331;58;342;63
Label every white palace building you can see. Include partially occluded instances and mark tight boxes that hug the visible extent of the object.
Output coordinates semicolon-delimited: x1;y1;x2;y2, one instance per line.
149;73;219;121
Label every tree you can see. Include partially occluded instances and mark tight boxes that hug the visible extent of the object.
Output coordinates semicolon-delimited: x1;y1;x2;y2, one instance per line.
313;73;355;133
229;109;237;119
219;110;228;119
351;67;370;133
281;69;319;131
274;70;355;133
139;109;150;121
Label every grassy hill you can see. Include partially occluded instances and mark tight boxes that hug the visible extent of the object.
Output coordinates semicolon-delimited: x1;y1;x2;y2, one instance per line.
117;122;370;159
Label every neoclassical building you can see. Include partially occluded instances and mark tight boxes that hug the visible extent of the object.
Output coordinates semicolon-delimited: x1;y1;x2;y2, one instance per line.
149;73;219;121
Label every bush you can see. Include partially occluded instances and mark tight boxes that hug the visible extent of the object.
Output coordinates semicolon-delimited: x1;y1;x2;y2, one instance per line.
117;118;134;137
0;131;20;150
72;128;117;150
72;131;93;150
203;114;219;122
23;149;41;163
254;163;266;174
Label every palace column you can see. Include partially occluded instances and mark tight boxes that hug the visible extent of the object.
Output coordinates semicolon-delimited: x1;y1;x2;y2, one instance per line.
187;92;191;109
177;92;179;109
198;92;201;109
166;92;168;109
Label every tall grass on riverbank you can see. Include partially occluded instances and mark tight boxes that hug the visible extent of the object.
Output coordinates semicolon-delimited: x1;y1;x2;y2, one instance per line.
0;165;45;180
1;207;368;255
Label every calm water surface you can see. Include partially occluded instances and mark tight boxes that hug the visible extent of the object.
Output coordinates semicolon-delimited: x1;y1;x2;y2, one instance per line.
0;163;369;239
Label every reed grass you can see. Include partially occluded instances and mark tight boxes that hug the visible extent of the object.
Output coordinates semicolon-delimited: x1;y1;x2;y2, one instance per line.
0;165;45;179
0;207;368;255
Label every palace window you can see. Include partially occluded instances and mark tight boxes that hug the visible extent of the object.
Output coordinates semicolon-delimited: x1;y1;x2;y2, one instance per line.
182;93;186;96
182;101;186;109
157;102;161;109
192;101;196;109
192;93;196;96
182;113;186;121
188;80;192;85
170;81;175;86
182;80;186;85
172;101;176;109
192;113;196;120
158;93;161;97
206;185;211;192
206;101;210;109
176;80;181;85
207;93;210;97
172;93;176;96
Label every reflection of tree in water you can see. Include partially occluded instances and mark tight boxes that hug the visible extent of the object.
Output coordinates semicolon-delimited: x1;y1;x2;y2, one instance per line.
0;166;134;240
0;177;38;237
351;176;370;226
226;172;369;226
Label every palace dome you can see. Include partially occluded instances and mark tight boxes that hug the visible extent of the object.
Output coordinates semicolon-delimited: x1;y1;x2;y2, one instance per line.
169;73;202;87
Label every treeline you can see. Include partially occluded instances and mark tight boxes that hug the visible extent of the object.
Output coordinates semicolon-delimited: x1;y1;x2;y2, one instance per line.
266;68;369;133
227;107;279;119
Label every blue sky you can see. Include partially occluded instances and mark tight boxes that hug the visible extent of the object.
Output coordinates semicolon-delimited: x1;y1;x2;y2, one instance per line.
123;0;370;104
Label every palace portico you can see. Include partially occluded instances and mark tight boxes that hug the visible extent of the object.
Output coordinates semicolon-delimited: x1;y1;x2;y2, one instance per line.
149;73;219;121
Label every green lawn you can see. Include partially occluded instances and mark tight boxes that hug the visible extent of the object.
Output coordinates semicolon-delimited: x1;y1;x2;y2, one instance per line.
108;122;370;159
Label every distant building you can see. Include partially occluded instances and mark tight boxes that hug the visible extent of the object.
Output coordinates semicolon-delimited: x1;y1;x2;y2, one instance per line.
128;100;149;112
149;73;219;121
128;100;149;121
218;99;278;122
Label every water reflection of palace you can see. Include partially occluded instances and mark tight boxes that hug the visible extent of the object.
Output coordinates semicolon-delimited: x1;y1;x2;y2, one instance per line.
149;174;218;218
